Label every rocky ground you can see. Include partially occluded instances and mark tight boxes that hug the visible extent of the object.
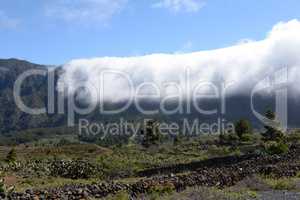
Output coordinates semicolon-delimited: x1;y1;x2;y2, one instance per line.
258;191;300;200
2;146;300;199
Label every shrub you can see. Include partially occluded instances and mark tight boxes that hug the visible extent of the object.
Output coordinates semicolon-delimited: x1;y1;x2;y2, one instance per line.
148;182;175;195
107;191;130;200
141;120;162;148
235;119;252;139
207;145;231;156
57;138;73;146
0;171;14;198
231;148;242;156
264;141;289;155
219;133;239;145
240;134;254;142
262;110;285;142
264;178;296;190
273;180;296;190
0;179;4;194
228;133;239;142
97;154;139;178
5;148;17;163
286;131;300;144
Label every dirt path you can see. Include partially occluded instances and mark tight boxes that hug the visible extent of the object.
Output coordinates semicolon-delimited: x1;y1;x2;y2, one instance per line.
258;191;300;200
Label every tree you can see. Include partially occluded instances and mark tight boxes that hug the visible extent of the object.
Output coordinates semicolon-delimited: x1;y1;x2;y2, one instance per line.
262;110;284;142
235;119;252;139
141;120;161;148
265;109;275;121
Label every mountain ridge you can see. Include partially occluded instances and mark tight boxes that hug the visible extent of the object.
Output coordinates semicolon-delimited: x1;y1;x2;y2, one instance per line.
0;58;299;133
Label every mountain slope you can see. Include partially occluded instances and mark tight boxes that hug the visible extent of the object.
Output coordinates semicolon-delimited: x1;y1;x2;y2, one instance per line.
0;58;299;133
0;59;66;132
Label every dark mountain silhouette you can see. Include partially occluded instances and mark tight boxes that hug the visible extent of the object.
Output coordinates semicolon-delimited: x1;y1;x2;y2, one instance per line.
0;59;66;132
0;58;299;133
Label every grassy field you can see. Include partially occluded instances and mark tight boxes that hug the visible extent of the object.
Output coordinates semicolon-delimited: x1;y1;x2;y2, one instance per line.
0;128;299;199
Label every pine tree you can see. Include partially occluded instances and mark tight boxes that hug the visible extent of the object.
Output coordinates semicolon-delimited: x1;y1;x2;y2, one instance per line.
262;110;284;141
235;119;252;139
141;120;161;148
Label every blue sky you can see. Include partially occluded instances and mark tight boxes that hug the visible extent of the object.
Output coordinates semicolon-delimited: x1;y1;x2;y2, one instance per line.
0;0;300;65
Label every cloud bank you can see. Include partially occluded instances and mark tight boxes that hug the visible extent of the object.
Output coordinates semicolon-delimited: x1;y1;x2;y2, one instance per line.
58;20;300;103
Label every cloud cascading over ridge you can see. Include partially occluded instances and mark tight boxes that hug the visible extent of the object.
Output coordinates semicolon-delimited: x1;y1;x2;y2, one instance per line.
58;20;300;103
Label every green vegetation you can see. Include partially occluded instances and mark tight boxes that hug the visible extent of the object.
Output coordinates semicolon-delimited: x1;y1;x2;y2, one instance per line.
106;191;130;200
219;132;239;145
141;120;162;148
235;119;252;139
264;141;289;155
107;186;258;200
287;131;300;144
0;109;299;198
265;178;296;190
148;182;175;196
262;110;285;142
260;109;289;155
219;119;256;146
5;148;17;164
144;187;258;200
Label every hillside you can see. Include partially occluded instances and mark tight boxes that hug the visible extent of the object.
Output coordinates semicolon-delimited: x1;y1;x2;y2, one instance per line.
0;58;300;133
0;59;66;132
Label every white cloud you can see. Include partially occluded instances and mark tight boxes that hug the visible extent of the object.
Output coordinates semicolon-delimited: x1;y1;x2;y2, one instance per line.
58;19;300;102
45;0;127;24
153;0;206;13
0;11;19;29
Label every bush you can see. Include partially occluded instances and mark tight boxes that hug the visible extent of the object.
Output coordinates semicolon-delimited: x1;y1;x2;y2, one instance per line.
148;182;175;195
141;120;162;148
57;138;73;146
286;131;300;144
219;133;239;145
262;129;285;142
240;134;254;142
273;180;296;190
262;110;285;142
0;179;4;194
235;119;252;139
97;153;139;178
264;178;296;190
5;148;17;163
207;145;231;156
264;141;289;155
107;191;130;200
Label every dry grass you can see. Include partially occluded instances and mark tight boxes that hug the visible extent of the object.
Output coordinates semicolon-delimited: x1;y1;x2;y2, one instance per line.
0;144;111;161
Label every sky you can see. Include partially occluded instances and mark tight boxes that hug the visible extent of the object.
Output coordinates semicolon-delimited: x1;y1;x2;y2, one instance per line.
0;0;300;65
